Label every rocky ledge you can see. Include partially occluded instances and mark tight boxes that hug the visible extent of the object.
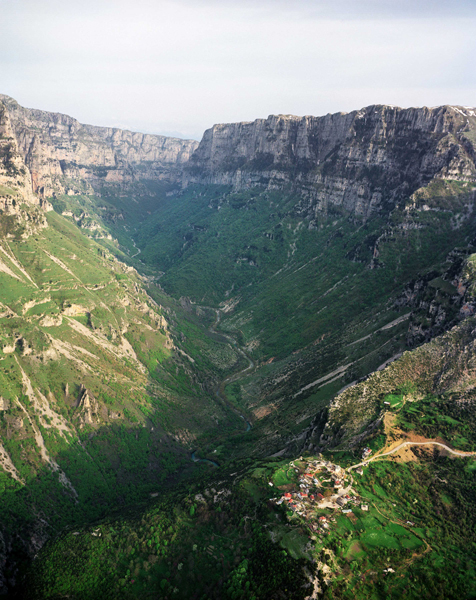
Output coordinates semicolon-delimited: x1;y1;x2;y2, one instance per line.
0;95;199;198
184;105;476;220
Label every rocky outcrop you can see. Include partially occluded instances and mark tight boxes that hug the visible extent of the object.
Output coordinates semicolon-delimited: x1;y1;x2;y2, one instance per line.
76;385;102;427
1;103;52;237
0;103;51;214
0;95;199;198
391;249;476;348
184;105;476;220
318;314;476;450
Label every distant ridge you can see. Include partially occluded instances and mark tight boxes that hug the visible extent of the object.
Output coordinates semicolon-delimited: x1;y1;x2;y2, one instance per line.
185;103;476;219
0;94;199;198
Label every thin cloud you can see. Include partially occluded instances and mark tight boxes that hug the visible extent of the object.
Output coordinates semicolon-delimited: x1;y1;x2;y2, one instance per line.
1;0;475;138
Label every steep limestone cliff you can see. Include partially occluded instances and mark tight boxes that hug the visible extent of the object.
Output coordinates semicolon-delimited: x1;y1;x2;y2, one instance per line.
0;103;51;233
184;105;476;220
1;103;37;207
4;95;476;225
0;95;199;198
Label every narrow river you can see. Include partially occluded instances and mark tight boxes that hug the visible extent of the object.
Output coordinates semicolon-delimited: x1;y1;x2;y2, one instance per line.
191;307;253;466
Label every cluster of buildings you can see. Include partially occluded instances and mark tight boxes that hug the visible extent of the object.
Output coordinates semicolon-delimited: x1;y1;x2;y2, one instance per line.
361;447;372;460
270;458;366;529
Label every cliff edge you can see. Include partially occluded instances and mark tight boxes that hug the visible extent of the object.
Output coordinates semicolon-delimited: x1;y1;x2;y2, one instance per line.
184;105;476;220
0;94;199;198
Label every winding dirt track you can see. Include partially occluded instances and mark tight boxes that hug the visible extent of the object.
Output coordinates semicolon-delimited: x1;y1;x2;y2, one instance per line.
348;441;476;471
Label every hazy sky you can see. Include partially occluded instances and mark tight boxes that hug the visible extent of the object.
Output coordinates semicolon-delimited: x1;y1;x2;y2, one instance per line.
1;0;475;139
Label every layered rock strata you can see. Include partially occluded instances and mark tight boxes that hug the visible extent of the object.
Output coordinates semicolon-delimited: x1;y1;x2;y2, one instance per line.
0;95;199;198
184;105;476;220
3;95;476;224
1;103;38;209
0;103;51;234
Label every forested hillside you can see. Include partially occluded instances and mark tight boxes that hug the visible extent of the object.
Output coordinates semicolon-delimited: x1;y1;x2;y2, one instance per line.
2;96;476;598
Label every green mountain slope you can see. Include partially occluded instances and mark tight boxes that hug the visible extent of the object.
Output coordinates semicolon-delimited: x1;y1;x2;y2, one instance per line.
73;105;474;462
128;178;476;461
20;310;476;599
0;97;262;594
3;97;476;598
0;181;247;591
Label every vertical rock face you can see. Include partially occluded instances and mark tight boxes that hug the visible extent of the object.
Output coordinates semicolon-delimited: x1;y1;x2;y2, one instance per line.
0;95;199;198
185;105;476;219
0;104;36;208
0;103;51;226
3;95;476;223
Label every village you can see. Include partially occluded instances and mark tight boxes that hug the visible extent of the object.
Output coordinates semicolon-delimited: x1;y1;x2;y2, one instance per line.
270;456;370;536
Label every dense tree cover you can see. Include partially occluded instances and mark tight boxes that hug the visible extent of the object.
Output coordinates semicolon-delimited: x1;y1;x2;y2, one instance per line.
18;446;476;600
19;465;311;600
4;175;476;599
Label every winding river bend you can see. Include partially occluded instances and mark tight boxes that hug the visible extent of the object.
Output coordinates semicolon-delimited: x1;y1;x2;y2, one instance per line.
191;307;253;466
191;451;219;468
